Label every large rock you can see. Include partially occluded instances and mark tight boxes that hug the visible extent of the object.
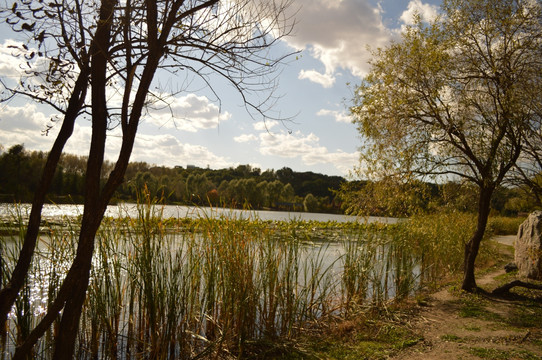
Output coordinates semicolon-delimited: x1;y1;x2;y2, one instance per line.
515;211;542;280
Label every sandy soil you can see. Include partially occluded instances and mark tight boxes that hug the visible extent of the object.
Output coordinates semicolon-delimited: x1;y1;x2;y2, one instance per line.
392;236;542;360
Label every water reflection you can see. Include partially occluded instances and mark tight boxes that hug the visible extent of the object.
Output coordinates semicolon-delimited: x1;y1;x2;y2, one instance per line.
0;203;397;224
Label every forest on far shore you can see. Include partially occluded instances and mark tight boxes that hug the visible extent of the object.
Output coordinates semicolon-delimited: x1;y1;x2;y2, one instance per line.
0;144;345;213
0;144;538;216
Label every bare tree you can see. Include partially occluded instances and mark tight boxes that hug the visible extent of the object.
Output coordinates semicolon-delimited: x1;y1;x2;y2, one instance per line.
0;0;296;357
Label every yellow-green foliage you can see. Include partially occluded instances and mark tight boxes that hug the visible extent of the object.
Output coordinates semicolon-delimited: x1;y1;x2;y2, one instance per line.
488;216;525;236
399;212;498;285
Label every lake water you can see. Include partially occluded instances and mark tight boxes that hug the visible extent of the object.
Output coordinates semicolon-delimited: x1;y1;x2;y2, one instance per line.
0;203;410;357
0;203;397;224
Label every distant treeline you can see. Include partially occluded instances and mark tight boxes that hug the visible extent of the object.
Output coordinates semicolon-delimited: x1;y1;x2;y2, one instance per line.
0;144;537;216
0;144;345;213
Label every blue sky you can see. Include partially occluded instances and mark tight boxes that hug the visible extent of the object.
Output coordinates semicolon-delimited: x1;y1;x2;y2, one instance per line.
0;0;441;177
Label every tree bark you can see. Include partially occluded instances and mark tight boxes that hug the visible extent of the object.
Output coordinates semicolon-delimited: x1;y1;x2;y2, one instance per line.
461;185;494;292
0;66;88;325
52;215;105;359
51;0;117;357
492;280;542;295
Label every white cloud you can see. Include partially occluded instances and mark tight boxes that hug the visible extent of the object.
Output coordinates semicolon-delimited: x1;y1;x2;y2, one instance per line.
0;39;25;78
61;127;234;169
400;0;439;26
257;130;358;174
316;109;351;123
234;133;257;143
0;104;48;131
282;0;442;84
0;104;60;152
259;131;319;158
146;94;231;132
131;133;232;169
298;69;335;88
283;0;392;80
0;103;234;170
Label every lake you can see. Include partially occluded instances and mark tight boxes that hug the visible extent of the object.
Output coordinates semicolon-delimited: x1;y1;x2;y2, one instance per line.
0;203;412;358
0;203;397;224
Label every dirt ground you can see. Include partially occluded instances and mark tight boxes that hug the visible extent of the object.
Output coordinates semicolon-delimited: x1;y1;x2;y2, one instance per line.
393;236;542;360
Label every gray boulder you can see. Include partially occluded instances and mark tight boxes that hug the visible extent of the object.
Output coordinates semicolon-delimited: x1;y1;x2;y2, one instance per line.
515;211;542;280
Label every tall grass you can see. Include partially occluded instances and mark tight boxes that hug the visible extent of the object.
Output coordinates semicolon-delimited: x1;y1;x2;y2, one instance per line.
487;216;525;236
400;212;498;287
0;203;484;358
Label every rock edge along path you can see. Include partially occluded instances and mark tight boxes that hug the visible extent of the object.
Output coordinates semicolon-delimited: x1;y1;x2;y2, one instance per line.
393;236;542;360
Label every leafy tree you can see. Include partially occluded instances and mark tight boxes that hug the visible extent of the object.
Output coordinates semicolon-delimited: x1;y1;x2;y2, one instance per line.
267;179;284;207
345;0;542;292
0;0;295;357
276;166;294;184
186;173;215;204
281;183;295;203
303;193;319;212
256;180;270;208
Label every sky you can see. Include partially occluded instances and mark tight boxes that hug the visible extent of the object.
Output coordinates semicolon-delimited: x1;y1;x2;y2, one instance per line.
0;0;441;177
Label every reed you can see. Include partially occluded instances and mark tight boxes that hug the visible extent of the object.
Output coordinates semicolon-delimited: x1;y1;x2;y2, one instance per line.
0;203;485;358
399;212;498;288
488;216;525;236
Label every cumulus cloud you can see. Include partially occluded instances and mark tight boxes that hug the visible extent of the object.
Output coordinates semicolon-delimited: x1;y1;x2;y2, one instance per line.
282;0;392;82
234;134;257;143
55;125;234;169
400;0;439;26
0;39;26;78
63;128;235;169
316;109;351;123
0;103;234;170
257;130;358;174
298;69;335;88
283;0;441;85
0;104;49;131
0;104;61;152
0;105;109;158
131;133;233;169
146;94;231;132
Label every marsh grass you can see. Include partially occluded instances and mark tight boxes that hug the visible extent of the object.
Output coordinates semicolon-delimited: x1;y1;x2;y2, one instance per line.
0;204;482;359
488;216;526;236
401;212;498;288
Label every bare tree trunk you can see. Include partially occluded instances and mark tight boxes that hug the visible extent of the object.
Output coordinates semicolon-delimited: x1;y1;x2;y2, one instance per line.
52;216;104;359
462;186;493;292
0;67;88;325
52;0;117;357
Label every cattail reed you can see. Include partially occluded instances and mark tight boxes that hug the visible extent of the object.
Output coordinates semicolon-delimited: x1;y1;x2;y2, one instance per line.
0;200;484;359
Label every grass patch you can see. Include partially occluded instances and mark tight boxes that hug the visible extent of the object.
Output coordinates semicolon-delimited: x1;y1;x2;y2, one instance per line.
463;324;481;332
306;314;422;360
458;296;503;322
468;347;540;360
508;301;542;328
0;204;500;358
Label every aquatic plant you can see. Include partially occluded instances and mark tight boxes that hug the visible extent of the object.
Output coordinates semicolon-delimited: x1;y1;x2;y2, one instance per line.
0;203;485;358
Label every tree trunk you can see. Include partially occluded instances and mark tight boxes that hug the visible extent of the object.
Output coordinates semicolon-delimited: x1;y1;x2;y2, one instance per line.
52;215;104;359
0;67;88;325
461;185;494;292
52;0;117;356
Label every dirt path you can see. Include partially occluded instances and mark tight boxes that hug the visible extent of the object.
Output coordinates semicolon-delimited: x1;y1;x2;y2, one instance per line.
393;238;542;360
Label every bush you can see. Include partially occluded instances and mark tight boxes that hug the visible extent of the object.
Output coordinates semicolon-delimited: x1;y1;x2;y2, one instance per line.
487;216;526;236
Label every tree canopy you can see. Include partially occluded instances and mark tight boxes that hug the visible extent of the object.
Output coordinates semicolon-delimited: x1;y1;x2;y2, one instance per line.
344;0;542;291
